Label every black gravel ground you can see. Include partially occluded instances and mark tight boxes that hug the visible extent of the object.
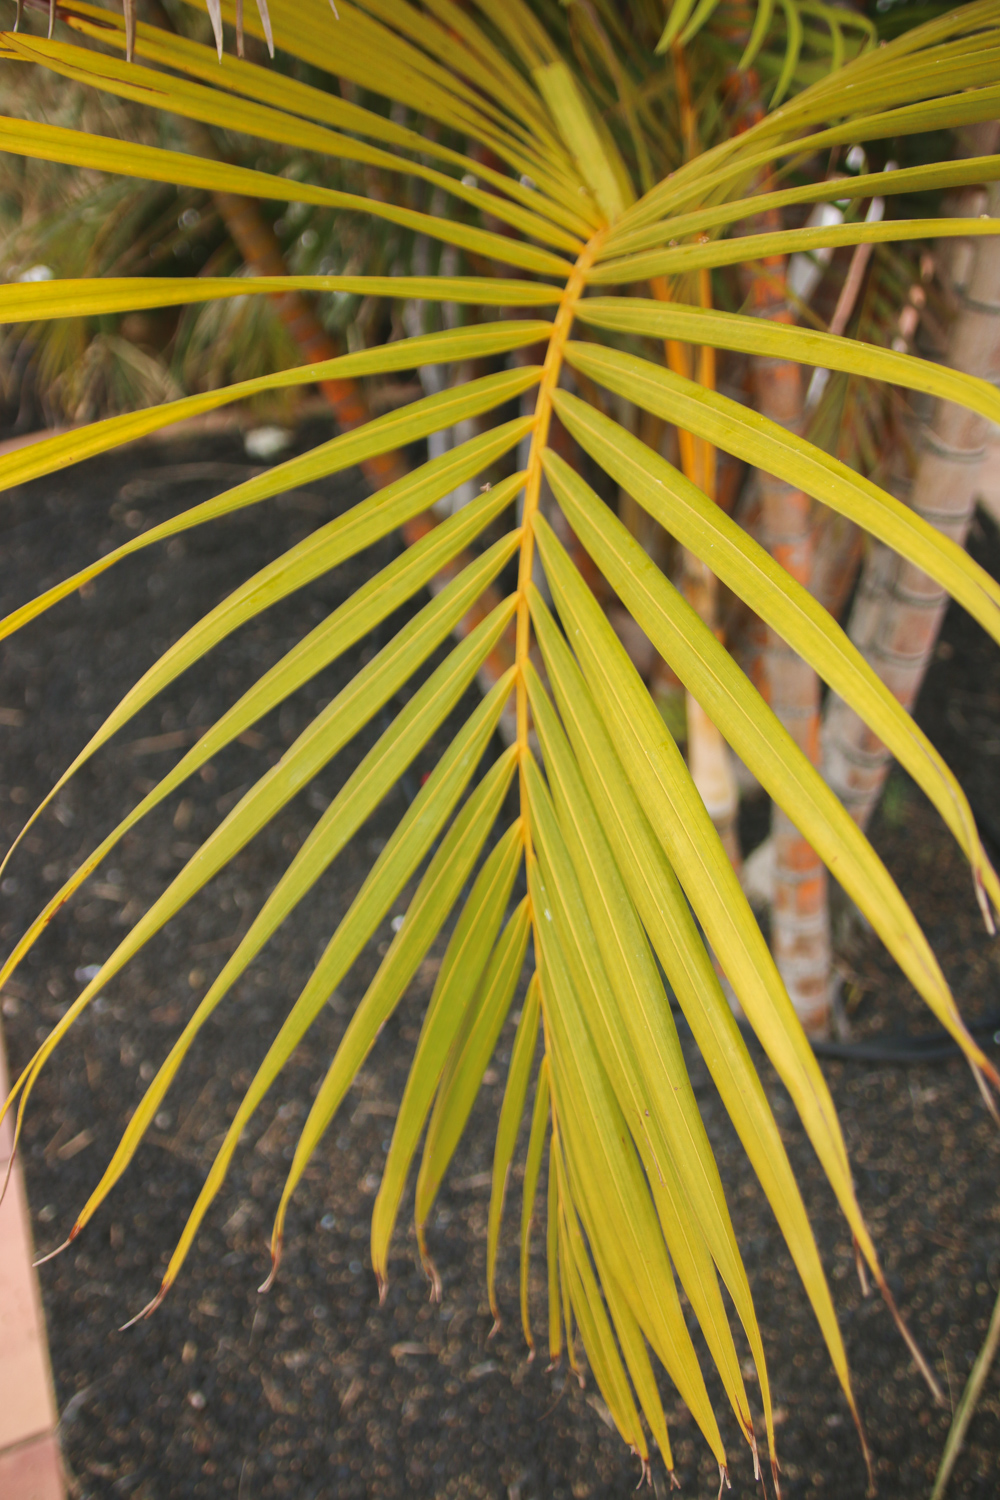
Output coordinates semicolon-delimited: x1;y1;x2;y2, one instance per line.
1;429;999;1500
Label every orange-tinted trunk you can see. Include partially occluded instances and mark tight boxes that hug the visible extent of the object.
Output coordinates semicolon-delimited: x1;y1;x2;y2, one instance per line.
747;241;831;1035
824;173;1000;833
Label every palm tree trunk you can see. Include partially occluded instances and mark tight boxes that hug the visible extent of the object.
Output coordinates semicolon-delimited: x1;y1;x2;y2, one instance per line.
823;170;1000;834
714;41;833;1030
751;308;832;1035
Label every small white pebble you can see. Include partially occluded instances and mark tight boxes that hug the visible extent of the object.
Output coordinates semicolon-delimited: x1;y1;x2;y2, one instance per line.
244;426;293;460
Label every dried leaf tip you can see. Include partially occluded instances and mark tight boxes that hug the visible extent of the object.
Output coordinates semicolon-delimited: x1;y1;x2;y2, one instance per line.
258;1243;281;1295
204;0;223;60
973;868;996;937
858;1419;876;1497
420;1249;442;1304
33;1234;72;1268
972;1061;1000;1128
876;1270;945;1405
633;1456;652;1489
717;1465;731;1500
119;1282;168;1332
254;0;274;57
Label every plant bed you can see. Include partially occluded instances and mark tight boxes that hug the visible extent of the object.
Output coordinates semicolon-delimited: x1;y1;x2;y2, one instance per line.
1;437;999;1499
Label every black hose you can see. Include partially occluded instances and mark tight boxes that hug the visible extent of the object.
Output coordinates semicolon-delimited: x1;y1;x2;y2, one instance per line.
670;1001;1000;1066
809;1014;1000;1065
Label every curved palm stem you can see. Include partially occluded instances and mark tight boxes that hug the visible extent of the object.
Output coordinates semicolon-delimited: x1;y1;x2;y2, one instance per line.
514;230;608;787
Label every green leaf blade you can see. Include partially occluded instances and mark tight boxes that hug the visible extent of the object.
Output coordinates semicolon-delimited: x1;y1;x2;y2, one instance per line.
531;510;883;1285
268;743;520;1270
71;658;518;1244
371;819;525;1290
550;386;1000;940
487;973;541;1325
415;895;531;1259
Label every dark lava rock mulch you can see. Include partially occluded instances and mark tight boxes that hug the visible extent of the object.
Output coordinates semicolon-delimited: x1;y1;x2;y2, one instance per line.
1;429;999;1499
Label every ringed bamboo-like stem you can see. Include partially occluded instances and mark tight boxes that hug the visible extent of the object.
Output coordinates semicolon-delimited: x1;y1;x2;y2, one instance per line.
823;177;1000;839
748;236;832;1036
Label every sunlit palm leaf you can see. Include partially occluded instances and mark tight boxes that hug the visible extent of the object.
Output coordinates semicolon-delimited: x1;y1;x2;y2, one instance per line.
0;274;560;321
270;742;520;1276
530;858;729;1466
517;1031;547;1351
0;34;586;252
486;972;539;1325
589;214;1000;283
414;893;531;1280
3;0;1000;1482
564;335;1000;644
525;752;760;1459
528;588;861;1428
598;154;1000;255
0;115;575;275
6;579;518;1149
0;461;524;941
0;336;541;496
548;386;1000;929
371;817;525;1288
71;670;517;1258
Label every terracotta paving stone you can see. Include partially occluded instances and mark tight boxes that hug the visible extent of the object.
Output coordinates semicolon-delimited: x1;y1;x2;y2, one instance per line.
0;1434;66;1500
0;1037;65;1498
0;1055;12;1168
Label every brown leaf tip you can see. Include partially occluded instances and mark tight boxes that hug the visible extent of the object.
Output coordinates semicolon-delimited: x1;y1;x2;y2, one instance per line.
633;1456;652;1489
258;1246;281;1296
119;1280;169;1332
421;1253;442;1304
